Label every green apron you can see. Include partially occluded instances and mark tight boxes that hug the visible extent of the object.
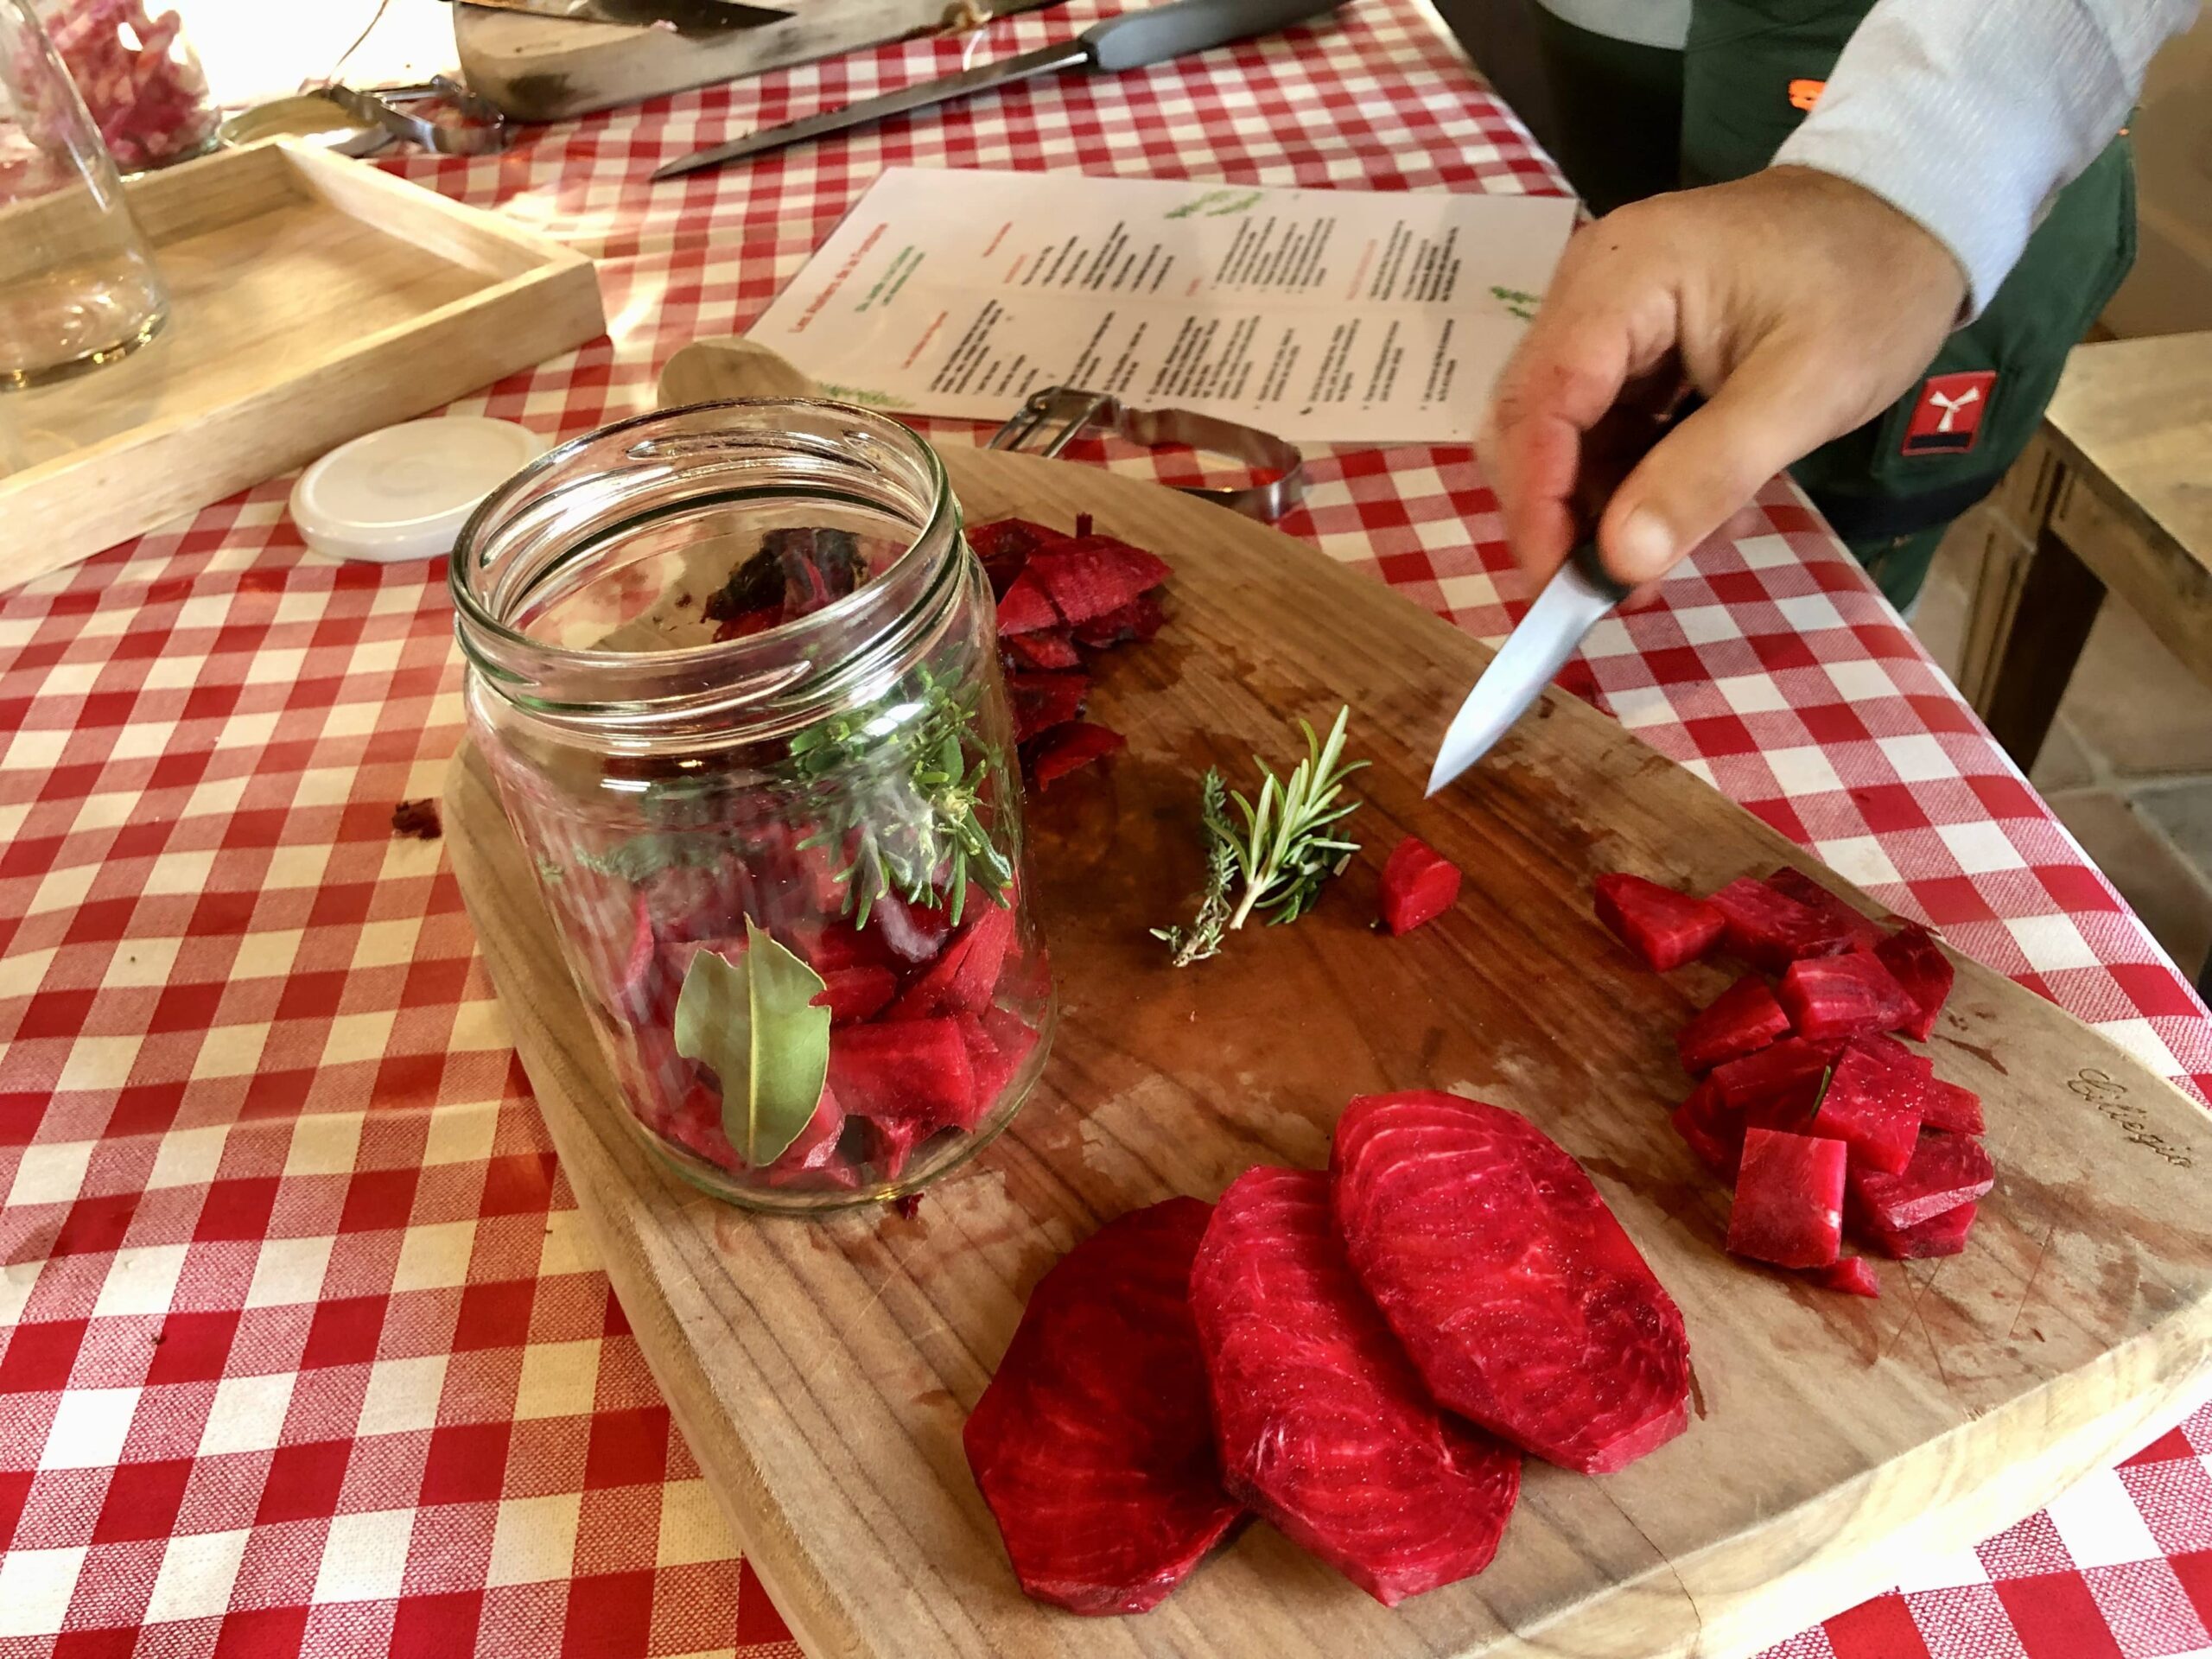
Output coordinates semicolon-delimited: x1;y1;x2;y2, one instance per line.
1535;0;2138;606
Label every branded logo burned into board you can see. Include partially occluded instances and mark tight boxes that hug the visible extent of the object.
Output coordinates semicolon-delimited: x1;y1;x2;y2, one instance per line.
1902;370;1998;456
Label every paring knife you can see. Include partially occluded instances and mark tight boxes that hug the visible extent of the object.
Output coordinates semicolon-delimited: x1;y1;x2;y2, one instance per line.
652;0;1346;179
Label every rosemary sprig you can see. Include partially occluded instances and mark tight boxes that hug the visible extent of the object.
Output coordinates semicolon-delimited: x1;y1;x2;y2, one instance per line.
1154;707;1365;966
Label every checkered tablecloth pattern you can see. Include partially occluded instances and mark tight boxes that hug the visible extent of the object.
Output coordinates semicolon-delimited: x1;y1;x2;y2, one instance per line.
2;1;2208;1655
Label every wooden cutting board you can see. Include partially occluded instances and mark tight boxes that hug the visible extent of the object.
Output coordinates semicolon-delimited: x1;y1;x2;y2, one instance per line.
444;444;2212;1659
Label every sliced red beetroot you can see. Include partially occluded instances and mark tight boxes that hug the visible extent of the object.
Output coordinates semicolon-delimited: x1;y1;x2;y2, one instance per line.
1727;1128;1847;1269
803;917;898;974
997;567;1061;635
712;605;783;643
1030;721;1127;790
1847;1133;1995;1231
1777;952;1918;1044
1764;868;1888;952
1858;1198;1978;1259
1707;875;1852;972
962;1007;1039;1107
1806;1037;1924;1174
1008;671;1090;742
965;1198;1244;1616
1921;1077;1986;1136
1875;923;1955;1041
889;903;1014;1020
1677;976;1791;1075
1377;837;1462;935
828;1019;978;1132
1808;1256;1881;1297
968;516;1060;583
1710;1036;1844;1114
584;891;660;1027
1071;593;1167;648
861;1113;932;1180
1191;1166;1520;1605
813;964;898;1026
1672;1080;1745;1178
1026;537;1173;626
1004;628;1082;671
766;1086;844;1175
1332;1091;1691;1474
1592;874;1726;971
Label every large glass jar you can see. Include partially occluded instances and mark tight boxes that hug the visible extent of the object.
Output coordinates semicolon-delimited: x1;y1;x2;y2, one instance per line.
453;401;1055;1212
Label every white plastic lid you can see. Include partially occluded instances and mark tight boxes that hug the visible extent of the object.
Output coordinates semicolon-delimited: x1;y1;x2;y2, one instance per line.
290;417;548;564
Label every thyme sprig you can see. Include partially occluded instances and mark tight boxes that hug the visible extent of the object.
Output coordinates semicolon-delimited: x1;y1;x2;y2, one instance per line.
1154;707;1364;966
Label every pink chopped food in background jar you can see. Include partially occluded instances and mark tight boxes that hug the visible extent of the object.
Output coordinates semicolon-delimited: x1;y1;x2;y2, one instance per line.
41;0;217;171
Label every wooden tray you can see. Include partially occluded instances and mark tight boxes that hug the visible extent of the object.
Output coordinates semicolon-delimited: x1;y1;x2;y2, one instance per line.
0;141;603;590
444;445;2212;1659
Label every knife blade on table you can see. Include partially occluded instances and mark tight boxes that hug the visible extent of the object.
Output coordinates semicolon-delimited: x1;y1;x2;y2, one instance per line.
652;0;1346;179
444;0;797;33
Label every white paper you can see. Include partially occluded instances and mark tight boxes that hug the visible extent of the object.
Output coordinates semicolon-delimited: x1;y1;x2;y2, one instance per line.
749;168;1578;446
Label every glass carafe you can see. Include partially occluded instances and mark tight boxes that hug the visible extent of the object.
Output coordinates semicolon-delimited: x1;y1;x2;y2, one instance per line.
0;0;168;389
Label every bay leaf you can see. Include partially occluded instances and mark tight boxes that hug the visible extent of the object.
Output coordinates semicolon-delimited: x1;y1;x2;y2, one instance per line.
673;918;831;1167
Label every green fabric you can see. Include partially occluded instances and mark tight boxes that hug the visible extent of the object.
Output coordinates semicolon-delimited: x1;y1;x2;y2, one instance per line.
1528;10;1685;215
1847;524;1948;614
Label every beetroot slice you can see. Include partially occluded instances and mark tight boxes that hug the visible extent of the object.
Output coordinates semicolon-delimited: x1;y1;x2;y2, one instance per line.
1677;976;1791;1075
1708;876;1852;972
1777;951;1918;1044
1026;538;1173;626
1847;1133;1995;1230
1727;1128;1847;1269
1007;671;1090;743
1806;1036;1924;1175
828;1019;978;1132
1378;837;1462;935
1921;1077;1986;1136
1808;1256;1881;1297
997;568;1061;635
1592;874;1726;971
1858;1198;1978;1259
964;1198;1243;1616
1673;1080;1745;1179
888;903;1014;1020
1071;593;1167;648
962;1007;1039;1107
1332;1091;1691;1474
1875;923;1955;1041
1030;721;1127;790
1764;869;1889;952
1710;1036;1844;1114
812;965;898;1026
1191;1166;1519;1606
1004;628;1082;671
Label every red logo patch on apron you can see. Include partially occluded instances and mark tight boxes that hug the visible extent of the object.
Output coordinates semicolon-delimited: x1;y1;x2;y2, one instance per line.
1902;370;1996;456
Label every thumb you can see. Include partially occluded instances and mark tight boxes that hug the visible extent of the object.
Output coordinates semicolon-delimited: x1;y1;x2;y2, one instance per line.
1594;341;1859;585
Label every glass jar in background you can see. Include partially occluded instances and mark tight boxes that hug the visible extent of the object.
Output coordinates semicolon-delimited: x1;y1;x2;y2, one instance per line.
38;0;217;172
453;401;1057;1213
0;0;168;388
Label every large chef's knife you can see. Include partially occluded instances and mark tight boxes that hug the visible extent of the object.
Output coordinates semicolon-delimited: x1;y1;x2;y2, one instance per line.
1425;543;1629;796
444;0;795;32
652;0;1345;179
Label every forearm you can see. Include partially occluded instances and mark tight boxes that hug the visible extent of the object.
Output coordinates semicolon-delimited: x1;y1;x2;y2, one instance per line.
1775;0;2198;314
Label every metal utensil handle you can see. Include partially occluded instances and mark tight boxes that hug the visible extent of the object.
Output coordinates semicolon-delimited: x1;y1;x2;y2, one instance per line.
988;386;1305;522
1084;0;1344;70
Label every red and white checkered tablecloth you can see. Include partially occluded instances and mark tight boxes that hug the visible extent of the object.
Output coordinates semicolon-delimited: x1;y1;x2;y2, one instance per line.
3;1;2209;1655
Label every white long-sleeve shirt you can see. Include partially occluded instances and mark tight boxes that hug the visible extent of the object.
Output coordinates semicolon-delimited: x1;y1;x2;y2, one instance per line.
1532;0;2200;311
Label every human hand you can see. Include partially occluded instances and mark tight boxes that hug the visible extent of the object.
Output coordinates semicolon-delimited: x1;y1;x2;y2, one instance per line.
1478;166;1968;592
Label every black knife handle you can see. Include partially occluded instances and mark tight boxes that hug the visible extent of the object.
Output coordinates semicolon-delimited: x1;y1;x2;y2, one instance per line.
1084;0;1344;73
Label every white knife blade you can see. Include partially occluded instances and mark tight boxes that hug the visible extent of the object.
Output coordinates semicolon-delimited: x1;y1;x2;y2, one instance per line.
1426;543;1629;797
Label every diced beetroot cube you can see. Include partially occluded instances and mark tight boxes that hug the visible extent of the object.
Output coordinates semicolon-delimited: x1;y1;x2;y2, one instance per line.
1025;538;1172;626
829;1019;979;1131
861;1113;934;1181
968;517;1060;594
1710;1036;1843;1113
1029;721;1126;790
802;917;897;974
1071;593;1167;648
1008;671;1090;742
997;568;1060;635
662;932;746;986
1920;1077;1985;1136
1004;628;1082;671
1672;1080;1745;1178
961;1007;1039;1108
889;903;1015;1020
1677;976;1791;1075
713;605;783;643
1765;868;1888;951
766;1086;845;1176
1805;1037;1924;1174
1875;923;1955;1041
1847;1133;1995;1231
813;964;899;1026
1727;1128;1847;1269
1857;1199;1978;1260
1592;873;1726;971
1377;836;1462;935
1808;1257;1881;1297
1777;952;1918;1044
1707;876;1852;972
587;891;660;1027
